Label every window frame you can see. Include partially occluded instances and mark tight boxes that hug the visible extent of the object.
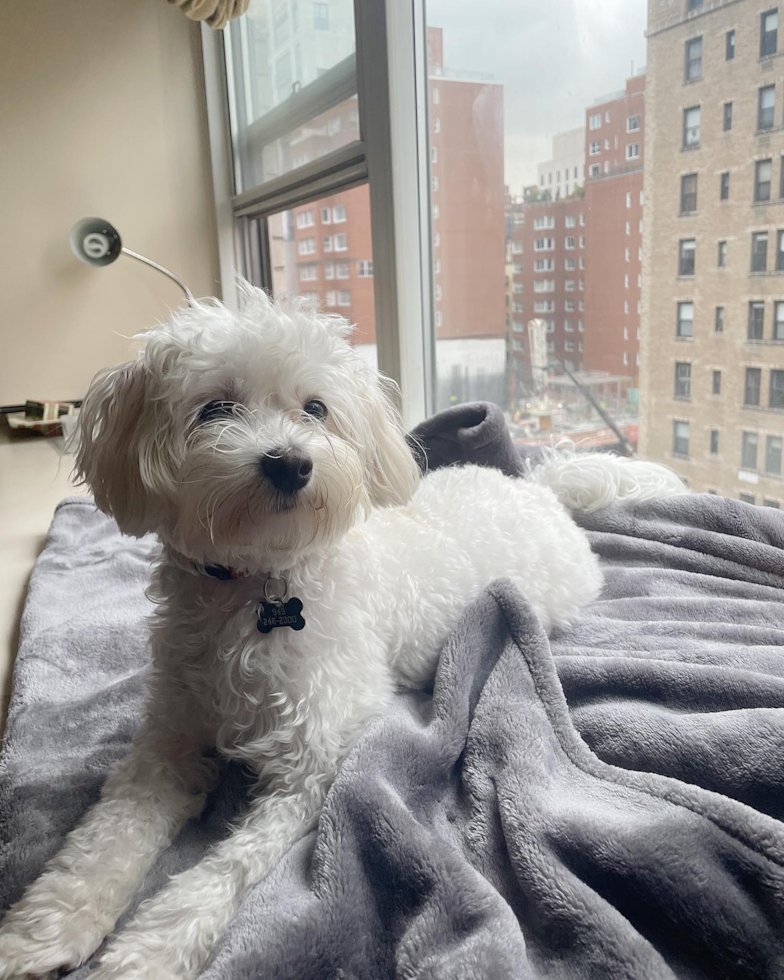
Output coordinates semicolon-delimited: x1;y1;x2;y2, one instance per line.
761;8;778;58
681;173;698;213
684;36;703;82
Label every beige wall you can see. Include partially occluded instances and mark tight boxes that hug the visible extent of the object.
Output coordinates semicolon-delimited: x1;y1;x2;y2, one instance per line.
0;0;220;405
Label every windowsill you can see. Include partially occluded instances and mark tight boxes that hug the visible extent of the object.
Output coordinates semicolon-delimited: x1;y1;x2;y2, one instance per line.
681;144;700;152
746;338;784;345
679;210;698;217
752;198;778;207
674;395;692;402
683;76;703;86
677;274;696;280
671;452;691;461
674;335;694;342
749;270;784;276
755;126;778;137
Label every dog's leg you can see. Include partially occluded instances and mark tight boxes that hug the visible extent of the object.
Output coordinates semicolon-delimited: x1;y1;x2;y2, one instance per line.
0;723;215;979
88;765;335;980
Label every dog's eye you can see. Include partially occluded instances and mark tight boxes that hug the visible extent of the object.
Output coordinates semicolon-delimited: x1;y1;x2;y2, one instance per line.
303;399;328;421
198;400;236;424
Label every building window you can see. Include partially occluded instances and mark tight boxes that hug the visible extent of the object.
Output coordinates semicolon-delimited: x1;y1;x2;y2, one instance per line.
685;37;703;81
579;256;585;269
589;141;601;155
357;260;373;277
764;499;781;508
589;113;601;130
337;290;351;306
335;262;349;278
323;236;333;252
589;164;601;178
726;29;736;60
625;247;631;262
513;283;523;294
742;432;759;470
534;258;554;271
313;2;329;29
627;114;641;133
321;207;332;225
298;237;316;256
688;0;703;9
723;102;733;132
511;242;523;255
431;176;439;192
758;85;776;131
720;171;730;200
435;311;442;327
325;290;337;306
771;369;784;407
565;236;576;249
677;301;694;337
675;362;692;398
713;370;722;395
534;237;554;251
565;279;575;291
683;106;700;148
433;231;440;247
514;263;523;273
681;173;698;213
761;9;778;58
323;262;334;279
433;117;441;134
673;421;690;456
718;240;727;267
513;320;524;332
777;232;784;271
766;435;783;474
296;210;315;228
748;302;765;340
745;367;762;405
755;160;772;202
533;215;556;230
679;239;696;275
299;264;318;281
333;233;347;251
512;338;524;352
715;306;725;332
434;284;442;301
710;430;720;454
775;301;784;339
565;258;575;270
751;232;769;272
565;299;575;311
430;147;438;164
565;215;576;228
741;494;756;504
626;142;641;160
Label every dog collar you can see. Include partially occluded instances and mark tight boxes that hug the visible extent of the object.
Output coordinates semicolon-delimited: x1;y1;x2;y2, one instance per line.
196;562;306;634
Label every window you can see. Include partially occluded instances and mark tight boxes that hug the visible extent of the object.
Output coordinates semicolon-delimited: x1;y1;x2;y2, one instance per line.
764;499;781;508
298;238;316;256
322;235;333;252
741;494;756;505
675;362;692;398
299;264;318;281
777;232;784;272
512;338;524;352
512;283;523;294
715;306;725;332
627;114;641;133
511;242;523;255
565;258;575;270
761;9;778;58
533;278;554;292
433;205;439;220
534;300;555;313
726;29;736;60
723;102;733;132
431;147;438;163
681;173;698;213
683;106;700;148
335;262;349;278
332;205;347;223
337;290;351;307
534;238;554;251
755;160;772;202
325;290;337;307
565;215;576;228
758;86;776;131
775;301;784;339
745;367;762;405
685;37;703;81
771;369;784;407
313;2;329;30
513;320;524;332
565;279;575;291
431;176;439;192
589;113;601;130
433;117;441;134
688;0;703;9
677;301;694;337
534;258;554;271
625;247;631;262
432;87;440;105
589;164;601;178
713;370;722;395
679;239;696;276
320;207;332;225
565;236;576;249
513;263;523;274
334;233;347;251
673;421;690;456
766;435;783;474
590;141;601;156
565;299;575;311
718;241;727;267
742;432;759;470
720;172;730;201
710;430;720;454
296;210;315;228
323;262;334;280
534;215;555;230
749;302;765;340
751;232;769;272
357;260;373;277
626;142;641;160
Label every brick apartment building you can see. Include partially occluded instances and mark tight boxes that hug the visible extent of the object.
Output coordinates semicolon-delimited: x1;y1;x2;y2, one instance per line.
583;74;646;386
507;196;587;398
640;0;784;506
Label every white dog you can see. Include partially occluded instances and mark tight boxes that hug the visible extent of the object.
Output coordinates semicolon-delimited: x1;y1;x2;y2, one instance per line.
0;285;684;979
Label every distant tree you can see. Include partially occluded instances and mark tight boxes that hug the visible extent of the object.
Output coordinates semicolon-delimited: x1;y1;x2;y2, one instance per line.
572;184;585;198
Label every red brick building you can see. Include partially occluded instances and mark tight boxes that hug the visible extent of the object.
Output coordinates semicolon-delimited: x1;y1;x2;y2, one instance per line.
583;74;646;385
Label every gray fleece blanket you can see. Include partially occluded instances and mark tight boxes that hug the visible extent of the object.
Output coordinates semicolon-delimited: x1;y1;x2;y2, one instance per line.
2;403;784;978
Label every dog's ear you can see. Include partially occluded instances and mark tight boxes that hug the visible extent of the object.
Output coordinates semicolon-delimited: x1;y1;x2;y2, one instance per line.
76;358;173;536
363;377;420;508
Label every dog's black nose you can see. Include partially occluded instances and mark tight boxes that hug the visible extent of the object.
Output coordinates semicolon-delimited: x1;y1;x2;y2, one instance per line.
260;448;313;493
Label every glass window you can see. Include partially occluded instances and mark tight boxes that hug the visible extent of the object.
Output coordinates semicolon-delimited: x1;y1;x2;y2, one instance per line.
775;301;784;339
677;301;694;337
627;114;641;132
741;431;759;470
745;367;762;405
710;429;720;454
683;106;700;148
673;421;690;456
685;37;703;81
674;362;692;398
751;232;769;272
720;172;730;200
741;493;756;505
758;85;776;131
679;239;696;275
715;306;725;332
226;0;358;192
755;160;772;202
688;0;703;9
713;370;722;395
766;435;783;474
681;173;698;213
726;29;736;60
748;302;765;340
764;499;781;508
723;101;733;132
718;241;727;267
761;9;778;57
771;369;784;407
626;142;641;160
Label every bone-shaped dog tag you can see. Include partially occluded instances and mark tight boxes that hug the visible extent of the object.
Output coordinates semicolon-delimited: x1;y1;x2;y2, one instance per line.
256;597;306;633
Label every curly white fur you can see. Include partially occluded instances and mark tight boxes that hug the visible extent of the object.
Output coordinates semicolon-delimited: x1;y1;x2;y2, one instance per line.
0;284;685;980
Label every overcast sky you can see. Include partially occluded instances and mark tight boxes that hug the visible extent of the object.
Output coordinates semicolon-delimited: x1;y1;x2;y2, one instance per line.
427;0;648;194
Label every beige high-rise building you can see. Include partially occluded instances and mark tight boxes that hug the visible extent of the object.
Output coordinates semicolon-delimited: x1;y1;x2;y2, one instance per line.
641;0;784;507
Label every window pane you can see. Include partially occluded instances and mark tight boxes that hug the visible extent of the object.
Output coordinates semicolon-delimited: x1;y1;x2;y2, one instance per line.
268;185;376;369
227;0;358;193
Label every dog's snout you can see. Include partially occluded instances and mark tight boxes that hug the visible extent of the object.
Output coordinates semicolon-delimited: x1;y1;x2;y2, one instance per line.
260;448;313;493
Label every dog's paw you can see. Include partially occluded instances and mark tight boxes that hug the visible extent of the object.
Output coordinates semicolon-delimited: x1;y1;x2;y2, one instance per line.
0;901;109;979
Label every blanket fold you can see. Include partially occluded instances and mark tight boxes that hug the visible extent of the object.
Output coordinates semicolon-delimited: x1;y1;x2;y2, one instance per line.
2;402;784;979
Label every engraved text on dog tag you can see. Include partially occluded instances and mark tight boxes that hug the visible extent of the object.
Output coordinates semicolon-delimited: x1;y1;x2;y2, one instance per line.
256;597;306;633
